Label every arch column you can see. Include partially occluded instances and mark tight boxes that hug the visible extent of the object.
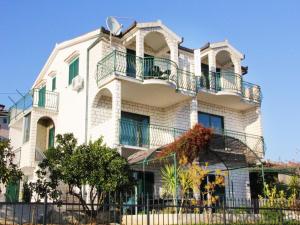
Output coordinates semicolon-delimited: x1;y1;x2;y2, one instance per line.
169;40;179;81
208;51;216;72
111;80;122;148
232;58;242;92
190;97;198;128
135;30;144;80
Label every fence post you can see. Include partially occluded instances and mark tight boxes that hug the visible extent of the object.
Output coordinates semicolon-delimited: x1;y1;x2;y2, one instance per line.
279;207;284;225
223;200;227;225
43;195;48;225
147;194;150;225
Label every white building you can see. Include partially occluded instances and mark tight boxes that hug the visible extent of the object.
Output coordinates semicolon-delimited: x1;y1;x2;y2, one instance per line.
8;20;264;200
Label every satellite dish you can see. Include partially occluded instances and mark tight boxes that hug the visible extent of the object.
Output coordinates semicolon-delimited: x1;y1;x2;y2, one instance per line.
106;16;122;36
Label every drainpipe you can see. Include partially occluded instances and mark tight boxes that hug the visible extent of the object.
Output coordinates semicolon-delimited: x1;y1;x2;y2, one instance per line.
84;31;103;144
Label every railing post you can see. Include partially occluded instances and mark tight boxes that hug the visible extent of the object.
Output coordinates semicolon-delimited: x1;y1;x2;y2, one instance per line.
279;207;284;225
146;194;150;225
222;200;227;225
114;50;116;73
43;194;48;225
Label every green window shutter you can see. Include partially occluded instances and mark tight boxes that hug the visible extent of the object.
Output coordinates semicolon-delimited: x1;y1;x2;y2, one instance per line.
68;58;79;85
52;77;56;91
69;62;74;85
74;58;79;77
38;86;46;107
48;127;55;148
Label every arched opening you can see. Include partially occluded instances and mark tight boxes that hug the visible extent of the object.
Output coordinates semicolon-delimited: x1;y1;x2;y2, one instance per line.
35;116;55;160
124;31;173;80
143;32;172;80
90;88;114;144
215;50;241;93
91;88;113;128
215;50;234;70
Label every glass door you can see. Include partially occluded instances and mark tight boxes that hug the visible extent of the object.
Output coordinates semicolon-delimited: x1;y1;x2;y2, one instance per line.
121;111;150;147
126;49;136;78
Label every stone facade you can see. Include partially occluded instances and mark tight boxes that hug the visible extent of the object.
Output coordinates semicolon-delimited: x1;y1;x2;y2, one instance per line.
9;20;264;201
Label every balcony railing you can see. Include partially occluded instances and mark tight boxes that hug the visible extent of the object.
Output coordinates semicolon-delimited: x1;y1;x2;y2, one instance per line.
9;89;59;121
13;147;21;167
198;71;262;103
96;50;195;93
35;148;46;162
119;119;186;148
97;51;262;104
119;119;264;160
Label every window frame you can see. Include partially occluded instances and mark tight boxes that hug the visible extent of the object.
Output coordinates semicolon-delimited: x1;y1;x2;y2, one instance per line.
198;111;224;131
68;57;79;85
52;76;56;91
23;113;31;143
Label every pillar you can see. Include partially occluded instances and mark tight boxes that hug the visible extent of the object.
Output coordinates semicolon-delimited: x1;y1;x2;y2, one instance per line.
135;30;144;80
111;80;122;148
190;97;198;128
194;49;201;92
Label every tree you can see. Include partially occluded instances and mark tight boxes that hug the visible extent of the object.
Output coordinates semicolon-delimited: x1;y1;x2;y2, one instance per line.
30;133;133;217
158;124;212;166
0;140;23;194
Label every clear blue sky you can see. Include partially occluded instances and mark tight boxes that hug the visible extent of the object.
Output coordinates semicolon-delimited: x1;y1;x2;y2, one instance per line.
1;0;299;161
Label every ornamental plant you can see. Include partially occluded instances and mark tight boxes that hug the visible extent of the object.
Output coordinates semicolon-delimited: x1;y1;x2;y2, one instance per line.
0;140;23;194
158;124;212;166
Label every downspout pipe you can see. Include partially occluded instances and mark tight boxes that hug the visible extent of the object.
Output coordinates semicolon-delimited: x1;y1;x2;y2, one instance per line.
84;31;103;144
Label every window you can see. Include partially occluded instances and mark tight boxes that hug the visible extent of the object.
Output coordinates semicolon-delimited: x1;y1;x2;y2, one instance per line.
52;77;56;91
23;113;31;143
68;58;79;85
1;117;7;124
198;112;224;133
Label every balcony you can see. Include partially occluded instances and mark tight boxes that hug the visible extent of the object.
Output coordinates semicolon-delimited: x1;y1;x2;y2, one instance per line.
96;50;196;93
96;51;262;107
197;71;262;104
119;119;264;162
9;89;59;121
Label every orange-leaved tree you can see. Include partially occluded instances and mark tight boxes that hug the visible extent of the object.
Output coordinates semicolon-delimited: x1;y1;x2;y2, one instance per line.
158;123;212;166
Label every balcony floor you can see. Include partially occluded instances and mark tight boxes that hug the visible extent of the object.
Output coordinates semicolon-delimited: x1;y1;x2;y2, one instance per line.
121;78;192;108
197;90;259;111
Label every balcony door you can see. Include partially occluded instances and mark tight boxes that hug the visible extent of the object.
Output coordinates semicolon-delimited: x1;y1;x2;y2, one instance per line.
126;49;136;78
121;111;150;147
38;86;46;107
48;126;55;148
144;53;154;79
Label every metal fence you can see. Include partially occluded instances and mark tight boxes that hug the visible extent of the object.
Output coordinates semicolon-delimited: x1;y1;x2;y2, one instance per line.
0;196;299;225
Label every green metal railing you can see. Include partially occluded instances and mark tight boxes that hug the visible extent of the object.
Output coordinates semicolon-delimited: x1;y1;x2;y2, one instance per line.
119;119;186;148
242;81;262;103
198;71;262;103
96;50;196;93
198;71;242;93
119;119;264;158
177;69;197;92
96;51;262;103
9;89;59;121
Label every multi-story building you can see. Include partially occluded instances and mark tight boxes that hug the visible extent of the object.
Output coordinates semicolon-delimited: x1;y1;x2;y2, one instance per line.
0;104;9;141
9;20;264;200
